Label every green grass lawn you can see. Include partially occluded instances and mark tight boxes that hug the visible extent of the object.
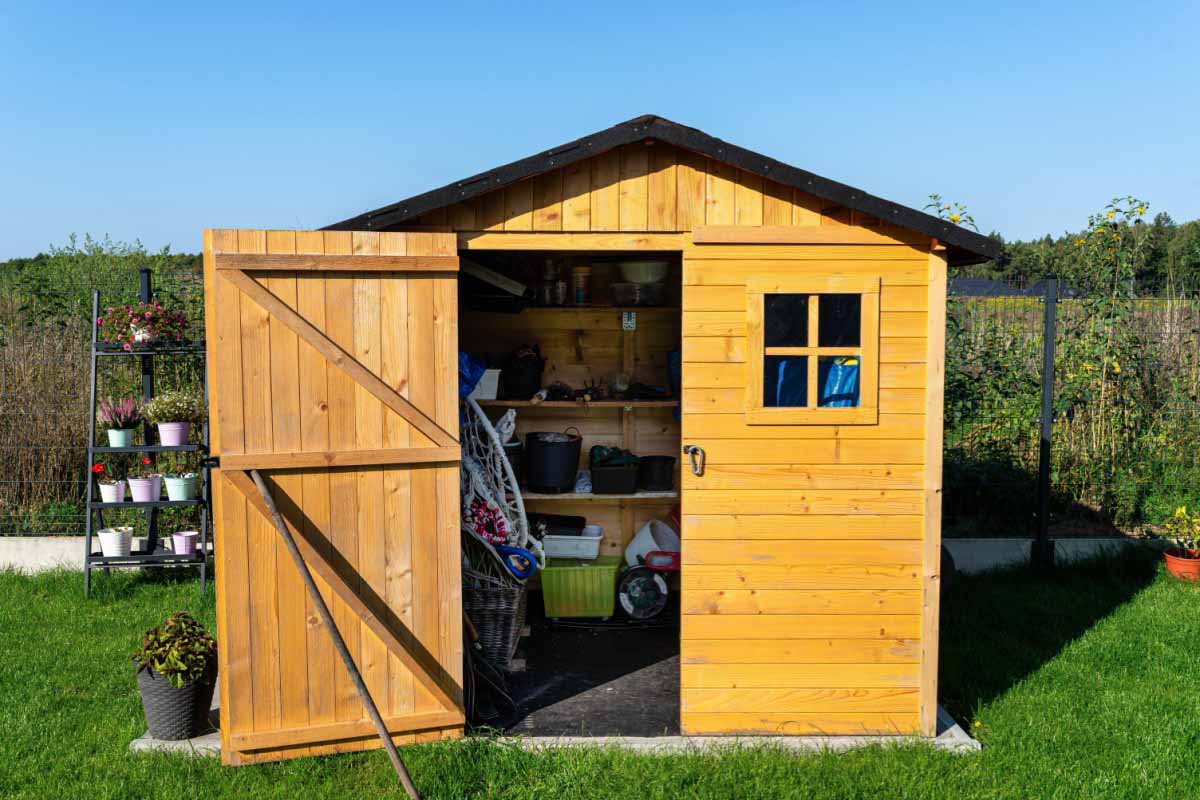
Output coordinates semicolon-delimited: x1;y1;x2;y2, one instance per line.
1;552;1198;799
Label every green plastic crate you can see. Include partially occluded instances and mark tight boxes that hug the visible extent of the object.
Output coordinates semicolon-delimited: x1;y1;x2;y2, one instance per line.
541;555;621;618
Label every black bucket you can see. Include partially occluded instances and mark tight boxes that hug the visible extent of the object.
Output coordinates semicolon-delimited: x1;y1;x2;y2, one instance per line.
501;440;523;486
524;429;582;493
637;455;676;491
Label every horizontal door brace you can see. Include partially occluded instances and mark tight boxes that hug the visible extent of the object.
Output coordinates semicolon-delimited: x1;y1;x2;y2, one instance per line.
219;446;461;471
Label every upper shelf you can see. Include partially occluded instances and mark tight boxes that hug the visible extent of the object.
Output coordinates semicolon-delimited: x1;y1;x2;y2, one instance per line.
475;399;676;410
95;341;206;356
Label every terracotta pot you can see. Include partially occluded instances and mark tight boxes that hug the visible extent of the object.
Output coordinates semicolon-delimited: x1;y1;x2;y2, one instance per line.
1164;548;1200;581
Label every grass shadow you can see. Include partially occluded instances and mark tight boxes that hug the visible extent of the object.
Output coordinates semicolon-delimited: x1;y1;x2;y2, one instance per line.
938;547;1160;721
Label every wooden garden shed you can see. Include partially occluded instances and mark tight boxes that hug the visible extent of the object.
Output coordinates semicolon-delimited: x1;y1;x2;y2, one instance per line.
202;115;998;764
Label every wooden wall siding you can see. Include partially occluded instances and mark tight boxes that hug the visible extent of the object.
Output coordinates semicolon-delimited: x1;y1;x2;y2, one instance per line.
679;241;932;736
204;230;463;764
418;143;876;233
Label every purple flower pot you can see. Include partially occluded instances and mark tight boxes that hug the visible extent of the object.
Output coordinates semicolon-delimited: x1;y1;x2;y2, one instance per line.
158;422;190;447
172;531;200;556
128;476;160;503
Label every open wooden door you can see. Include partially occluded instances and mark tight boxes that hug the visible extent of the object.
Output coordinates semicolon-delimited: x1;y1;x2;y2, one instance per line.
202;229;463;764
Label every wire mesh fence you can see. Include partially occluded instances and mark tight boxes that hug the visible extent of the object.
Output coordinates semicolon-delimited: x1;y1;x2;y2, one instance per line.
944;278;1200;537
0;253;205;535
2;261;1199;538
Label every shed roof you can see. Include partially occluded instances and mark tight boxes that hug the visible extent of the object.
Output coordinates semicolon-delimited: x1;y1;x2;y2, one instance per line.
326;114;1000;266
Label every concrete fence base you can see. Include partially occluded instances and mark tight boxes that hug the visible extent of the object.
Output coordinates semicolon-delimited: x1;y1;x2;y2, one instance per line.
2;534;1157;576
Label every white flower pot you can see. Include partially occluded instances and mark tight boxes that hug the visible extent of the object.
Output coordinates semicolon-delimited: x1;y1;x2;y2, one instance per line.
107;428;135;447
98;480;126;503
98;527;132;557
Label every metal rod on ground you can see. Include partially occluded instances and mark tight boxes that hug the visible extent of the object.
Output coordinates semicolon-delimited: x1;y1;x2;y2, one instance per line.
1033;276;1058;575
248;469;422;800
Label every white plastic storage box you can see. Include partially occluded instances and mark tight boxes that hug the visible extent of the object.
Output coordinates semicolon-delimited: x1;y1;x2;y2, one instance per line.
468;368;501;400
542;525;603;559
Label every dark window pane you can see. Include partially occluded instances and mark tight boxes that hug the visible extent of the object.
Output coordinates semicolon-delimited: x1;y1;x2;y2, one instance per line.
764;294;808;347
818;294;861;347
818;356;861;407
764;355;807;407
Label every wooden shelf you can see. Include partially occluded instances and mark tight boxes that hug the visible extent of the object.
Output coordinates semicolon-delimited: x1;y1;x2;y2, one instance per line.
476;399;675;409
518;490;678;502
92;444;206;454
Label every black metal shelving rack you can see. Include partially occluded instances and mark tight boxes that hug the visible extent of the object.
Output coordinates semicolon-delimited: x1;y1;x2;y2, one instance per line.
83;268;210;595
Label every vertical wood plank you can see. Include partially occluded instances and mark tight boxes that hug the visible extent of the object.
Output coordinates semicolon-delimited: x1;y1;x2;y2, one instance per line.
379;234;415;717
447;202;476;230
405;237;441;713
561;159;592;231
744;287;764;427
647;146;678;231
351;231;389;713
793;190;823;226
503;180;534;231
533;170;564;231
676;150;707;231
862;291;881;414
618;143;649;231
433;273;462;706
237;229;281;733
705;159;736;225
763;180;794;226
477;190;506;231
590;149;621;231
294;230;335;728
265;230;310;742
734;170;764;226
920;246;947;737
321;231;362;724
208;229;252;757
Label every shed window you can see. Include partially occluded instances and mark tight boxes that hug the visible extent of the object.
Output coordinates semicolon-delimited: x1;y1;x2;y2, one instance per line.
747;276;880;424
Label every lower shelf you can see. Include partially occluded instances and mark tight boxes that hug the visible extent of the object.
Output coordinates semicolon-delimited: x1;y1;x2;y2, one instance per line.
87;552;207;566
518;490;678;502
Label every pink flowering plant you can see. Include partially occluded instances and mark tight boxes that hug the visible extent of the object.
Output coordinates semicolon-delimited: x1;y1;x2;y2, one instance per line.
96;301;188;350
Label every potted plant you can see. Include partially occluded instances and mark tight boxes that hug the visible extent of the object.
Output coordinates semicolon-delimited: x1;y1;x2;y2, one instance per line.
144;389;207;447
127;455;161;503
161;453;200;501
97;396;142;447
1159;507;1200;581
133;612;217;740
97;525;132;557
91;461;126;503
96;301;188;351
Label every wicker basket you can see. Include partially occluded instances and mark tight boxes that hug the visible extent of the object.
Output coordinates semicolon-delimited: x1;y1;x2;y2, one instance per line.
137;666;216;741
463;568;527;670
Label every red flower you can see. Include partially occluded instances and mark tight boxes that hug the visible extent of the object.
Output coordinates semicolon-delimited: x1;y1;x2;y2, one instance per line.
141;456;152;466
91;464;105;474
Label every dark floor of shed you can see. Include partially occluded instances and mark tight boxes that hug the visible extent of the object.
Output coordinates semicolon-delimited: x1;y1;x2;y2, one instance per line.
493;592;680;737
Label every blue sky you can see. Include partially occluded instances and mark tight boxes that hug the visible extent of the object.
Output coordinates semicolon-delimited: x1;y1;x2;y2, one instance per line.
2;1;1197;259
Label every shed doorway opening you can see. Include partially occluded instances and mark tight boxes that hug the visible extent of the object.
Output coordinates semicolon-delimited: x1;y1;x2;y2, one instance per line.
458;250;683;736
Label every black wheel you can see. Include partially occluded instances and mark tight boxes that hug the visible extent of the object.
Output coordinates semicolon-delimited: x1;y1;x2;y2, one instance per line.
617;566;669;620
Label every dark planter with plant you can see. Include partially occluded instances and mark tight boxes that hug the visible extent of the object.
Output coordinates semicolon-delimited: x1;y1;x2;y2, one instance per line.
1159;507;1200;581
133;611;218;740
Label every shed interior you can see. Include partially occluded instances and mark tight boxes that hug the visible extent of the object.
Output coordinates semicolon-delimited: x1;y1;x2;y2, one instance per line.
458;250;683;734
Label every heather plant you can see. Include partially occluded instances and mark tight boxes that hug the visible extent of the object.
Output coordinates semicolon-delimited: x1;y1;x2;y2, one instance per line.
96;396;142;430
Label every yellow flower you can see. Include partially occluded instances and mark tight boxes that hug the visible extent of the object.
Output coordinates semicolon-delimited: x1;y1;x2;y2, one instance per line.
1112;360;1121;374
1075;238;1085;246
1081;361;1094;372
949;213;961;224
1137;205;1147;215
1106;210;1116;219
974;721;982;728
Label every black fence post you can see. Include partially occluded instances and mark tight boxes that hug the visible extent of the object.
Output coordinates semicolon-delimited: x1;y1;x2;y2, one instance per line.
1032;276;1058;574
139;267;159;550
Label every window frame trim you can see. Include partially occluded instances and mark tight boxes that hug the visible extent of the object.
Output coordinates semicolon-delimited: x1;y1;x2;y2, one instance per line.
745;275;880;425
